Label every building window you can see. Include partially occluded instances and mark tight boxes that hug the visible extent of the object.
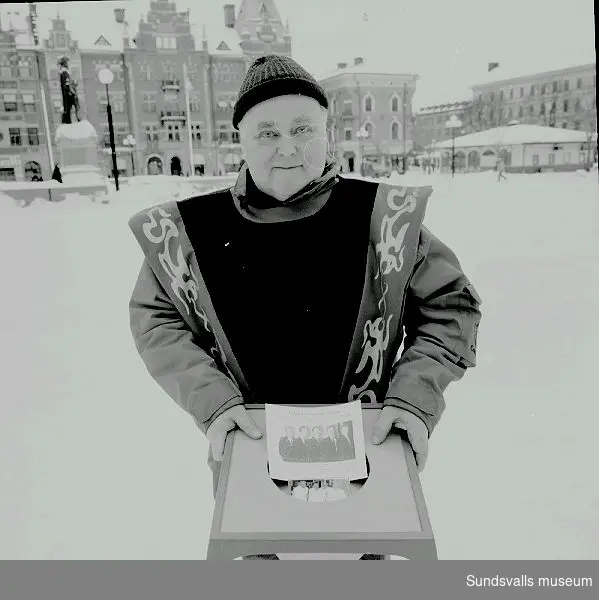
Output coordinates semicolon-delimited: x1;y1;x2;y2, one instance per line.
9;128;21;146
540;84;546;95
2;93;17;111
21;93;35;112
574;121;581;130
391;96;399;112
145;124;160;142
509;88;514;99
507;107;513;119
27;127;39;145
490;92;495;102
519;87;524;97
564;79;569;91
562;122;568;128
529;85;535;96
142;93;156;113
518;105;524;118
219;125;229;142
563;100;568;113
189;95;201;112
167;125;181;142
164;64;175;79
0;57;11;78
364;122;373;139
191;124;202;144
577;77;583;89
564;152;570;163
548;153;555;165
500;90;504;101
344;128;352;140
489;108;495;122
574;98;581;112
232;131;240;143
112;97;125;113
579;152;586;163
56;34;66;48
553;81;558;93
540;103;546;116
364;95;373;112
140;64;152;80
529;105;534;116
19;59;32;78
391;122;399;140
532;154;539;166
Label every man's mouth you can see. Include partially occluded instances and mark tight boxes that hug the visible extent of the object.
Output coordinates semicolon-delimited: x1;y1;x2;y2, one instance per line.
274;166;301;170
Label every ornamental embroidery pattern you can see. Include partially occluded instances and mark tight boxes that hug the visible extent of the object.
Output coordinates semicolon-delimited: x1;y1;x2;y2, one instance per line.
349;187;418;403
141;206;235;381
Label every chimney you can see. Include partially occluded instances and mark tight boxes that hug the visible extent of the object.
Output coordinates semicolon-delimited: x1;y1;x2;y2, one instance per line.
337;62;347;70
354;57;363;66
224;4;235;28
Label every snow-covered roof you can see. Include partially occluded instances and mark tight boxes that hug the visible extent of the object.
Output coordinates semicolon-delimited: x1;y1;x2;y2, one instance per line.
432;124;593;149
316;59;418;83
416;100;472;116
471;60;596;89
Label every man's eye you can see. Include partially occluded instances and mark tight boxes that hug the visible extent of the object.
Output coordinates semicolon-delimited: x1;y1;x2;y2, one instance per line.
295;126;314;134
259;131;277;138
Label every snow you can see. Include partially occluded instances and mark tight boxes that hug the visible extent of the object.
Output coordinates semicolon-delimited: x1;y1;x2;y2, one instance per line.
55;120;100;143
432;124;593;150
1;172;599;559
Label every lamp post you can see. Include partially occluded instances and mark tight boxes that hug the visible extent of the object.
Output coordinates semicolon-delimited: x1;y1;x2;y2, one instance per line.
356;126;368;176
123;134;136;176
445;115;462;177
98;68;119;191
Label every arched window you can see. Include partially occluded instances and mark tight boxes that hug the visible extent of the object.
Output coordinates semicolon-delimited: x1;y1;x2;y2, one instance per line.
391;122;399;140
391;96;399;112
364;122;374;138
364;94;373;112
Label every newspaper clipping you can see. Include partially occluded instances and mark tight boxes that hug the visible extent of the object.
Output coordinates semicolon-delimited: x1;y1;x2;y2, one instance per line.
265;400;367;481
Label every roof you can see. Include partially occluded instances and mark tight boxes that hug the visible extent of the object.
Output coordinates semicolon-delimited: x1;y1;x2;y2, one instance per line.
431;124;593;149
316;59;418;83
416;100;472;116
470;59;596;89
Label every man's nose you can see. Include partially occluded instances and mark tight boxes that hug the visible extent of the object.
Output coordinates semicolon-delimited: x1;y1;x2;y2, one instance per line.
276;134;297;156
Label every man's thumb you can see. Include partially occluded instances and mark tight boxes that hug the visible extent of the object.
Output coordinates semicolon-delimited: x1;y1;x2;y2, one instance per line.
234;408;263;439
370;413;393;444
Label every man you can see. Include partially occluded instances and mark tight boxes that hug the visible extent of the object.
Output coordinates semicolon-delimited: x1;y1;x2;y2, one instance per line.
322;425;340;461
496;156;507;181
291;480;308;501
307;481;326;503
279;426;299;462
307;425;325;462
296;425;311;462
128;54;482;560
337;423;355;461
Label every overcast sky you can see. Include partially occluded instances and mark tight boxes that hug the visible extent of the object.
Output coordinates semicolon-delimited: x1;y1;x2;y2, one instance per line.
1;0;595;108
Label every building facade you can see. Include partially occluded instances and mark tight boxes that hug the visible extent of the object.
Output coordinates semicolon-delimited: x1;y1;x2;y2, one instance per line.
1;0;419;180
470;64;596;134
320;58;418;174
0;25;47;182
412;100;473;153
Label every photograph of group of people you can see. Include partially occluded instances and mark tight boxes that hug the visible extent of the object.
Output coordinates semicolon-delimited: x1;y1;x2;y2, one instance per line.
287;479;351;503
278;420;356;463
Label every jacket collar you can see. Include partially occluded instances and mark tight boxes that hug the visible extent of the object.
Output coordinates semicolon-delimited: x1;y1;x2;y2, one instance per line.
230;161;340;223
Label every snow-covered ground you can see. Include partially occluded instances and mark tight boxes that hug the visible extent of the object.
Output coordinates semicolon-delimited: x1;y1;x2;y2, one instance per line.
1;171;598;559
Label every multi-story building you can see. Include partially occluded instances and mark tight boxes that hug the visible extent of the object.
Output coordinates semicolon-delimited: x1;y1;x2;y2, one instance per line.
470;63;596;133
413;100;472;151
319;58;418;173
0;23;47;181
2;0;419;179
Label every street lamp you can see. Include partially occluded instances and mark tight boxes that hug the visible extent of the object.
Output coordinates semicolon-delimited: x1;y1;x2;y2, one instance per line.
98;67;119;191
356;126;368;176
123;134;136;176
445;115;462;177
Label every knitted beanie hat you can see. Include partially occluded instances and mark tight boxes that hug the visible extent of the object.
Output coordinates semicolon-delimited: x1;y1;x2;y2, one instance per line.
232;54;328;130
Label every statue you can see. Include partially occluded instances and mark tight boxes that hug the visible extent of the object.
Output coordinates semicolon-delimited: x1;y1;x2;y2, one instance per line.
58;56;81;125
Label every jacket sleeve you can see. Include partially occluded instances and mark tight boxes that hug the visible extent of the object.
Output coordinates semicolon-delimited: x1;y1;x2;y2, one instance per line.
129;258;245;435
384;226;482;436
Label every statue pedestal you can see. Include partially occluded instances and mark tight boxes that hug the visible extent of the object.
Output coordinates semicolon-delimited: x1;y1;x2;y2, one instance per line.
55;120;107;187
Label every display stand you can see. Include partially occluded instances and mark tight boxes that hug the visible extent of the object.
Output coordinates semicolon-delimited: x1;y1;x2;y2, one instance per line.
207;404;437;560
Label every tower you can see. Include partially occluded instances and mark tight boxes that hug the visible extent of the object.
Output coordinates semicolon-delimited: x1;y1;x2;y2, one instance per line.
234;0;291;58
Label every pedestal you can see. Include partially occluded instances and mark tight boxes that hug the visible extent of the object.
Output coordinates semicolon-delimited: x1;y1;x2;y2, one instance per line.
207;405;437;560
55;120;107;188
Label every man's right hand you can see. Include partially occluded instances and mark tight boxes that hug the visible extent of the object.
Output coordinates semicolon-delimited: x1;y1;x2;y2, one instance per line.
206;404;263;461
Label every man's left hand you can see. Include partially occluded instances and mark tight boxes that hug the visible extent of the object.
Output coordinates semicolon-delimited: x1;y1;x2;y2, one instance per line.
370;406;429;472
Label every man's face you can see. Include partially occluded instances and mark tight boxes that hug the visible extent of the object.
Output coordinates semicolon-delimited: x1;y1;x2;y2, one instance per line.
327;427;336;439
238;94;328;202
312;427;322;439
285;427;295;438
300;427;309;440
341;425;349;437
